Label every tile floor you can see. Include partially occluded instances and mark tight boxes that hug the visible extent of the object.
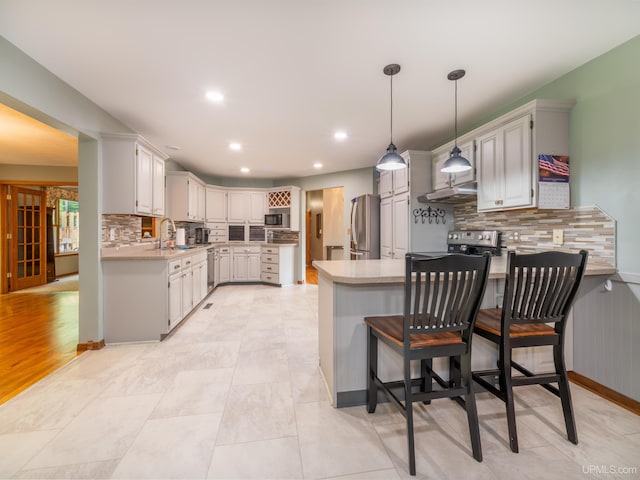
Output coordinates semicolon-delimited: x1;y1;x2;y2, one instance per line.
1;284;639;479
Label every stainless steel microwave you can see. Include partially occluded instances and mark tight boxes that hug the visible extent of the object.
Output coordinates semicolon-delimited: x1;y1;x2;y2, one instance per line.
264;213;290;228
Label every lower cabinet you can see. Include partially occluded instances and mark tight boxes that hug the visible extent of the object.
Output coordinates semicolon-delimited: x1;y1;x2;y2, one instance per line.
103;249;211;343
218;247;231;283
232;246;261;281
261;244;295;286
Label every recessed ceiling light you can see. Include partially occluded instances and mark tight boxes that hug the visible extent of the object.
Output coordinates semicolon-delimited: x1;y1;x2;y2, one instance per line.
229;142;242;151
164;145;181;151
205;90;224;103
313;162;323;169
334;131;348;141
240;167;250;173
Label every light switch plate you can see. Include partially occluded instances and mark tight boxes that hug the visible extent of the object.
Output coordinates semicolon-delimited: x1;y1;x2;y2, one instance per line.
553;229;564;245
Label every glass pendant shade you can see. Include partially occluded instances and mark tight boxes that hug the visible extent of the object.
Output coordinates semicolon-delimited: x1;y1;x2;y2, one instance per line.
376;64;406;171
441;69;472;174
377;143;406;171
442;145;472;173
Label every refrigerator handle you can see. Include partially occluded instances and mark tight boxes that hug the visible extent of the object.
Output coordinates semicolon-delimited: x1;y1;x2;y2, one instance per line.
350;199;357;248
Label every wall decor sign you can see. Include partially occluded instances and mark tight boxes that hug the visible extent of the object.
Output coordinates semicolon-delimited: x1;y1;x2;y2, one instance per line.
412;207;447;224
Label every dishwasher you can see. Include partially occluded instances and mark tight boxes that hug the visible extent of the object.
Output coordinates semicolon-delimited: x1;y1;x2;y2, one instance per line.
207;247;216;291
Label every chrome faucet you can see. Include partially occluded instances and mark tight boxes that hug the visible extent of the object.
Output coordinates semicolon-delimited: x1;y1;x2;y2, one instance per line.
158;217;176;249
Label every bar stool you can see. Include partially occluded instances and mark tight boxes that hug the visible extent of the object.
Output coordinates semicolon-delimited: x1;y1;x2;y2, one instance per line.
472;250;588;453
365;252;491;475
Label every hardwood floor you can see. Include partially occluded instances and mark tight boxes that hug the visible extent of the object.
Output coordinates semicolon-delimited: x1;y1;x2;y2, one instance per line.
0;277;80;405
306;266;318;285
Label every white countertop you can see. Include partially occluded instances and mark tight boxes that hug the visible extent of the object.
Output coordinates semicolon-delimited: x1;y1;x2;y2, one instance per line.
101;241;297;261
313;255;616;285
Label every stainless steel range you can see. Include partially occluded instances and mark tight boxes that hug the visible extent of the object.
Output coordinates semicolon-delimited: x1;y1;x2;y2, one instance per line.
447;230;501;256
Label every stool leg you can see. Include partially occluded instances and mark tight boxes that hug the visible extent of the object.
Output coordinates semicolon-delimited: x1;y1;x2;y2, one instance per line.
367;327;378;414
421;358;432;404
405;356;416;476
554;344;578;445
501;342;519;453
462;353;482;462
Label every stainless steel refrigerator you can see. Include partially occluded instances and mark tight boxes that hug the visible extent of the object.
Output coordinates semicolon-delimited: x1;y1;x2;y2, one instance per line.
350;194;380;260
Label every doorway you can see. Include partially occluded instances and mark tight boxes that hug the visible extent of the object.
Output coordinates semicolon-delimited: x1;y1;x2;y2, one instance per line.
305;187;345;284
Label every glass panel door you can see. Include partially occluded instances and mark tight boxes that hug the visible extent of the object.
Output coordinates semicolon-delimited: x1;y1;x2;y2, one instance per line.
10;187;46;291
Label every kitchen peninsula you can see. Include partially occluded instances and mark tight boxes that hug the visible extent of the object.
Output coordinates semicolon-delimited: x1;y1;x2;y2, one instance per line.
313;256;616;408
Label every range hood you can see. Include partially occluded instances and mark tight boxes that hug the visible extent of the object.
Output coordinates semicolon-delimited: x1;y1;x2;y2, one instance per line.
417;183;477;204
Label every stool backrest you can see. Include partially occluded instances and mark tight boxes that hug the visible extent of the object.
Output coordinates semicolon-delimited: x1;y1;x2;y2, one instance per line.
503;250;588;330
404;252;491;344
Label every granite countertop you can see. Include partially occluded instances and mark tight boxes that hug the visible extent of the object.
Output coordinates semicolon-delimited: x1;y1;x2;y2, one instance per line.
101;241;298;261
313;254;617;285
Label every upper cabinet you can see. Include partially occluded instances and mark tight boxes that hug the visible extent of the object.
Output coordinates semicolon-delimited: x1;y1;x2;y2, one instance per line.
267;186;301;231
166;171;206;222
379;151;413;199
205;187;227;223
432;139;475;191
475;99;573;212
227;190;266;224
102;134;168;217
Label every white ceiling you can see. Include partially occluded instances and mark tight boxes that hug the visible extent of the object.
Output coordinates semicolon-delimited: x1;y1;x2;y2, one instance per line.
1;0;639;179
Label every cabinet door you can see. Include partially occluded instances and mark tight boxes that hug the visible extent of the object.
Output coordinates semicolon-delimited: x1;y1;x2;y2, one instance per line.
198;183;206;221
380;197;393;259
192;263;202;306
228;191;247;223
432;149;451;191
248;192;266;224
187;179;199;221
392;192;409;259
206;188;227;222
201;262;208;298
232;254;248;281
247;254;261;281
379;170;393;198
392;153;410;194
152;155;165;217
168;273;182;330
219;254;230;283
476;128;502;211
451;140;476;186
135;144;153;215
182;269;193;318
502;115;532;209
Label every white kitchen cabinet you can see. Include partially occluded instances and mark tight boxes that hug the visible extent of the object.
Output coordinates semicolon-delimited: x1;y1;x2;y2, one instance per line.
206;187;227;222
391;192;409;259
191;251;207;306
166;171;206;222
152;154;166;216
379;151;411;201
379;171;393;199
231;245;261;282
474;99;574;212
181;257;193;318
261;244;296;286
218;248;230;284
102;133;168;217
380;197;392;259
168;260;183;330
476;114;532;211
207;222;228;243
267;186;301;231
227;190;266;224
431;139;475;191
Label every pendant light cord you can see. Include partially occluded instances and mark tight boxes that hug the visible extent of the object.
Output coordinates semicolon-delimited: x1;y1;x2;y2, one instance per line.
454;78;458;148
389;73;394;145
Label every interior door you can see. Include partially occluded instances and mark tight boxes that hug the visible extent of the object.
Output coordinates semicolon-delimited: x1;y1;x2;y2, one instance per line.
9;187;47;291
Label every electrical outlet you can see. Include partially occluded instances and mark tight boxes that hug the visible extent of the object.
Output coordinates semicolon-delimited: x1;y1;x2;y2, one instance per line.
552;229;564;245
109;228;116;241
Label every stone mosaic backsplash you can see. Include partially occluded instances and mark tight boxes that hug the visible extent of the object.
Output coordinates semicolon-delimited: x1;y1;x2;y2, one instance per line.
271;229;300;243
101;214;151;247
454;200;615;266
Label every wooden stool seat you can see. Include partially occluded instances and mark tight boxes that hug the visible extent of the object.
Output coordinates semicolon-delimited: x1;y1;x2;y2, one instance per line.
474;309;556;338
365;315;463;348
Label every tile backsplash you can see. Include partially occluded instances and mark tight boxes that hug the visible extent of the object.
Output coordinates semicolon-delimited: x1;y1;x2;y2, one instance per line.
454;201;615;266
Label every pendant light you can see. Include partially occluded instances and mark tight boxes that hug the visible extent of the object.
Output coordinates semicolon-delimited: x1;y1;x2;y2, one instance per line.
441;69;472;173
376;64;407;171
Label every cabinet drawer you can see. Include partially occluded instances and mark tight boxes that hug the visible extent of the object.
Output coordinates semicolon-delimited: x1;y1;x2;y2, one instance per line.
192;251;207;264
233;246;261;254
261;272;279;284
262;246;279;255
168;259;182;274
261;254;279;264
219;247;230;254
208;223;227;233
210;234;228;243
261;262;279;274
181;256;193;270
